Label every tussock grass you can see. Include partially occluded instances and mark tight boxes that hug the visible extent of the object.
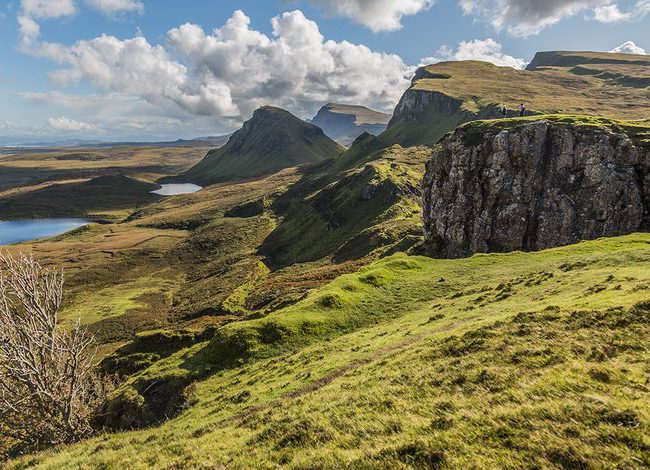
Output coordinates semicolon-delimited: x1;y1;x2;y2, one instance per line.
14;234;649;468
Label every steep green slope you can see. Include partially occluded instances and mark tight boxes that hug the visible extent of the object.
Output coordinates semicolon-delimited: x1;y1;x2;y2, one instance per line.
14;234;650;468
382;52;650;147
176;107;344;186
259;143;429;268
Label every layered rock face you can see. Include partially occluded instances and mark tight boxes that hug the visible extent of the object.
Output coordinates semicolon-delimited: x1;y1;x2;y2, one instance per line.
311;103;390;146
422;119;650;258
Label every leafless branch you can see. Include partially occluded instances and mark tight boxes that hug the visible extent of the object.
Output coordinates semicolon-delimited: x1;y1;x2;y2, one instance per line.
0;251;111;457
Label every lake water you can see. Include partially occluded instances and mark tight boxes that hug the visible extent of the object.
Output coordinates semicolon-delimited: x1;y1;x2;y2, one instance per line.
0;219;89;245
151;184;202;196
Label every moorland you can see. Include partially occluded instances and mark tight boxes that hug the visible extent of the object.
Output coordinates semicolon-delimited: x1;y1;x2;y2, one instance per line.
1;50;649;468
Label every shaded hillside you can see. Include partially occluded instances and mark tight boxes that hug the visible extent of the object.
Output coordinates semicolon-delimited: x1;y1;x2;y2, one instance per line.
311;103;391;145
15;234;650;468
423;115;650;258
259;143;428;268
382;52;650;147
175;107;344;186
0;175;161;220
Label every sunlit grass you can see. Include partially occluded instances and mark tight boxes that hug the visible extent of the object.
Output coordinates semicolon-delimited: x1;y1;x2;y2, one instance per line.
14;234;649;468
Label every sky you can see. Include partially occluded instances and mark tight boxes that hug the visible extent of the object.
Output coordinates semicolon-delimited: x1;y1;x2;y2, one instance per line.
0;0;649;143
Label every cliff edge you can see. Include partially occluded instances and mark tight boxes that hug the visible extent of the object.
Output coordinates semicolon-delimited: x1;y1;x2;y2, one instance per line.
422;116;650;257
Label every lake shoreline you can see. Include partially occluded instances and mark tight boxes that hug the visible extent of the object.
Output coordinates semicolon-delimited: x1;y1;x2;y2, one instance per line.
0;218;92;245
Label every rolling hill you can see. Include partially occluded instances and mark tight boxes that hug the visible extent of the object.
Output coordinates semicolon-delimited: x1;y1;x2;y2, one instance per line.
310;103;391;145
175;106;344;186
0;174;161;220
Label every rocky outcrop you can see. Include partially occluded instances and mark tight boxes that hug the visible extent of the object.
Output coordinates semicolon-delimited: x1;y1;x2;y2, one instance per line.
389;88;468;128
422;119;650;258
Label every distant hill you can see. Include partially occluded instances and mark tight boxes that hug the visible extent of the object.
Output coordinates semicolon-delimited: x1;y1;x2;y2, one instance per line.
526;50;650;70
382;51;650;147
0;174;161;220
175;106;344;186
311;103;391;146
1;136;229;150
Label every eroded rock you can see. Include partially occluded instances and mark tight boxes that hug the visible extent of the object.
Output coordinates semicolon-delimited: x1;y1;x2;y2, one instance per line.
422;119;650;258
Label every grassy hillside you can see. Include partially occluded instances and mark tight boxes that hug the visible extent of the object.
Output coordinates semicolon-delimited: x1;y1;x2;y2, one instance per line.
1;139;428;351
0;174;162;221
260;143;428;268
4;51;650;467
176;107;344;186
12;234;650;468
383;52;650;147
411;61;650;117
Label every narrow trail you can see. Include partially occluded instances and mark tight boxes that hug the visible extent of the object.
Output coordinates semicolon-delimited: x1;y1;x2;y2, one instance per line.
218;314;481;427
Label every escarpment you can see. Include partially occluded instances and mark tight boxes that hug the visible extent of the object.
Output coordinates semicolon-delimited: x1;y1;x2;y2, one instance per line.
422;117;650;258
383;67;501;147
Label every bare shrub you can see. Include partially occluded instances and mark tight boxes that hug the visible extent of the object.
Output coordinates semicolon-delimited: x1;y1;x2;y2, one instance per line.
0;252;110;456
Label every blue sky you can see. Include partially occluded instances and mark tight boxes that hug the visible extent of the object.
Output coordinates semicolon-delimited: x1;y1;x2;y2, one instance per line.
0;0;648;143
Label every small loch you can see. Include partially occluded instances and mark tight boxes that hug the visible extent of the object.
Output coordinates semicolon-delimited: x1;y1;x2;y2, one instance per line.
151;184;203;196
0;219;90;245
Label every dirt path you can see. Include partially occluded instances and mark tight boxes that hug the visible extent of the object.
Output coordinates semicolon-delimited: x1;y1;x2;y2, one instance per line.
219;314;481;426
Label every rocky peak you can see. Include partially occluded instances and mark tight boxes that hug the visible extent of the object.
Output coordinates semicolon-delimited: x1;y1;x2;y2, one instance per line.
175;106;343;185
422;117;650;258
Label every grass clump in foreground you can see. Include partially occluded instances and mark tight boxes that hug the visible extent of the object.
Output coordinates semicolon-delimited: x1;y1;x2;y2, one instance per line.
10;234;650;468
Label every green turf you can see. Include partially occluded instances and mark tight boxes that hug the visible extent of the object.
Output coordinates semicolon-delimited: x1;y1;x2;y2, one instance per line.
12;234;649;468
455;114;650;148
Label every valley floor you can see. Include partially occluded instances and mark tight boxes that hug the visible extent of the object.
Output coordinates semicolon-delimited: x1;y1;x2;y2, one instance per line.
12;234;650;469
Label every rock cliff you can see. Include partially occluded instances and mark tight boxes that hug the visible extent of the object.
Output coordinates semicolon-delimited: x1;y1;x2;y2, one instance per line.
422;117;650;258
311;103;390;146
382;66;500;147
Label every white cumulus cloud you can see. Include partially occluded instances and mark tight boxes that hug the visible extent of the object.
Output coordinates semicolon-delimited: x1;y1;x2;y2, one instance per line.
610;40;647;54
421;38;527;69
306;0;435;31
21;0;76;19
84;0;144;15
593;0;650;22
459;0;616;37
31;9;411;122
47;116;94;130
47;34;238;117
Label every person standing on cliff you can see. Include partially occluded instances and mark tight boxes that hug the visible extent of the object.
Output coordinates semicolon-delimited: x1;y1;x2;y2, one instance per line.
501;106;508;118
519;103;526;117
